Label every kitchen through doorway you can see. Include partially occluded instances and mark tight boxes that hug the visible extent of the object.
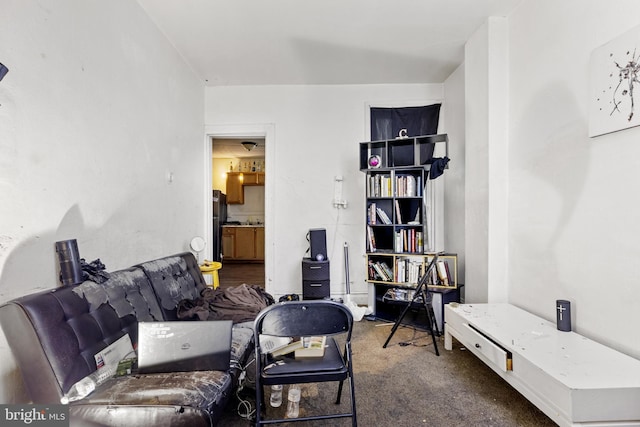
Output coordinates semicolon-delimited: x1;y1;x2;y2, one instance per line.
212;137;265;288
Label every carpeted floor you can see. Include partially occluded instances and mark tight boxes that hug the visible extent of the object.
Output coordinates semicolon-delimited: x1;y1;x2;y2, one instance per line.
219;318;556;426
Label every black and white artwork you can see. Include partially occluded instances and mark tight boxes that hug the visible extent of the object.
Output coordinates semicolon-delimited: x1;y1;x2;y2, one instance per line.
589;25;640;137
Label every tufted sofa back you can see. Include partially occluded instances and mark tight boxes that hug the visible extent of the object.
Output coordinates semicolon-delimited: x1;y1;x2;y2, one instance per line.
136;252;207;320
0;252;206;403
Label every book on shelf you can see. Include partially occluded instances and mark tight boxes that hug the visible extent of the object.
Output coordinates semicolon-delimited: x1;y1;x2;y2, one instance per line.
368;203;376;225
380;261;393;280
403;229;408;252
367;225;376;252
394;257;423;284
416;231;423;253
376;207;392;224
426;257;439;285
406;175;416;196
395;258;405;282
395;200;402;224
392;228;422;253
371;262;387;281
394;231;402;253
368;174;391;197
436;260;450;286
369;260;393;281
394;174;421;197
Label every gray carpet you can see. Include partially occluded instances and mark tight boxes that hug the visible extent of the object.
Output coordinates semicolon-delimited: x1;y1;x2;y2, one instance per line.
220;318;556;426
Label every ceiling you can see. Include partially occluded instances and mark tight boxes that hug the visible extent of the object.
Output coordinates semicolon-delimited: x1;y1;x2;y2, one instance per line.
136;0;523;86
212;138;265;159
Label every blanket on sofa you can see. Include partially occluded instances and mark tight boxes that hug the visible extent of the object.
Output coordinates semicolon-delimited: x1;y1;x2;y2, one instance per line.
177;284;274;323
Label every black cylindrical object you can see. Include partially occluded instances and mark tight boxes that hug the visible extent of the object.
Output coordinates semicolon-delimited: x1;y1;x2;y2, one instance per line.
556;299;572;332
55;239;84;286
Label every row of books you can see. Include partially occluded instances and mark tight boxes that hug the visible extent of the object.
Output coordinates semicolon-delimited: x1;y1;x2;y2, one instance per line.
367;203;392;225
435;260;452;286
394;229;423;253
395;174;422;197
367;201;421;225
395;257;423;284
368;260;394;282
366;174;392;197
367;226;425;253
423;258;453;286
366;174;423;198
368;257;454;287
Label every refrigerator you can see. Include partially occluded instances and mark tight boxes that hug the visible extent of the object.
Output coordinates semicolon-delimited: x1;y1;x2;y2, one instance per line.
212;190;227;262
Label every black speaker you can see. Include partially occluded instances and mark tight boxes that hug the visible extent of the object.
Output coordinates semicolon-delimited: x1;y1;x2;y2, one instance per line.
55;239;84;286
309;228;327;261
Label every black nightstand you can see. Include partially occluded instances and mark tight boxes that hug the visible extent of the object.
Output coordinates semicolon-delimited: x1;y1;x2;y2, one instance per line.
301;258;330;300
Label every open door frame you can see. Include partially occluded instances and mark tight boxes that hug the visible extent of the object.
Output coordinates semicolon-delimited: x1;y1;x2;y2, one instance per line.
203;123;276;293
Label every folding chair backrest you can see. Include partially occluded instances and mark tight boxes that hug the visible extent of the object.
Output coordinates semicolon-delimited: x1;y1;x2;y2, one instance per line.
256;300;352;339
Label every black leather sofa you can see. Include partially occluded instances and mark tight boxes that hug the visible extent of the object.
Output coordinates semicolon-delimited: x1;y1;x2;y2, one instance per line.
0;252;255;427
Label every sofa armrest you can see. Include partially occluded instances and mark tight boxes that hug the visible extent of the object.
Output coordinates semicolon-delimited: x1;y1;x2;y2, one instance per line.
0;300;65;403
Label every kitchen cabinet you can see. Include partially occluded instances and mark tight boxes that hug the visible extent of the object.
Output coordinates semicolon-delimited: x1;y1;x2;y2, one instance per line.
235;227;256;259
226;172;244;204
255;227;265;259
242;172;265;186
222;226;264;261
226;172;265;204
222;227;235;259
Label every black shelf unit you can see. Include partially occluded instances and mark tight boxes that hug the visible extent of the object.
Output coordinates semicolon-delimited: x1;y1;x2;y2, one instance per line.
359;133;448;171
360;133;455;322
371;282;462;335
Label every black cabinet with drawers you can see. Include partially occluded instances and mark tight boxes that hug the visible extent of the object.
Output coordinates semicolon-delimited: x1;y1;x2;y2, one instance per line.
301;258;330;300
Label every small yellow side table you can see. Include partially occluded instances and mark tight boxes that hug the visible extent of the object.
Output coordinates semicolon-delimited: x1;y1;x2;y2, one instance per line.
200;261;222;289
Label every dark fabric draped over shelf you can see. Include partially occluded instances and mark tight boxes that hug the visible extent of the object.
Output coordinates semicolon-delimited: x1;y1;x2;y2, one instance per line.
370;104;441;141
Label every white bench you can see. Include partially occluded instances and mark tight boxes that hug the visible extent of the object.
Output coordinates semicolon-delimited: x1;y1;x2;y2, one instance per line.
444;303;640;426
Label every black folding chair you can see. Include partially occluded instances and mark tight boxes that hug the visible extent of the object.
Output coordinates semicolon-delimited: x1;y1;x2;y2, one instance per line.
253;300;357;426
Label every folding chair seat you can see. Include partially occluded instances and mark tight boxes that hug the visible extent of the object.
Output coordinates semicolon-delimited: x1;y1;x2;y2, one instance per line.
253;300;357;426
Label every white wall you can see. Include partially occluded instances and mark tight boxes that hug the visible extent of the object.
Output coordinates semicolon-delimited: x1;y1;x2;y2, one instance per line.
0;0;204;402
505;0;640;358
464;17;509;304
205;84;444;301
444;64;466;288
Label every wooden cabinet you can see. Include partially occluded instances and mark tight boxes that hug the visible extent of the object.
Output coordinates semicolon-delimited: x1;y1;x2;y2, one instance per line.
222;227;235;259
234;227;256;259
255;227;265;259
226;172;265;204
226;172;244;204
221;226;264;261
242;172;265;186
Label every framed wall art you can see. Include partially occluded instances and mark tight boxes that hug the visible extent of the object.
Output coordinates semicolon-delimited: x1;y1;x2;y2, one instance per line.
589;24;640;137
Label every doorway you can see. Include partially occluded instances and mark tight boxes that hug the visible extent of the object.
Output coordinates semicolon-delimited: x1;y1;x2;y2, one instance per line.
212;137;265;287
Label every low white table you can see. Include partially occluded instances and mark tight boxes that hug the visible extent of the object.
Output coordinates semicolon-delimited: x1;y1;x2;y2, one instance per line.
444;303;640;427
